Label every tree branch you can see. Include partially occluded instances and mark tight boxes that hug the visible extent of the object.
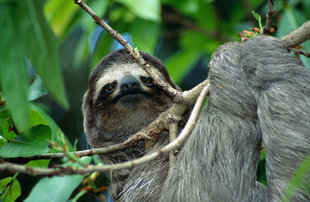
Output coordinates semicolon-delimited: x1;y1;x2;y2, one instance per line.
3;79;209;162
263;0;276;35
0;82;210;176
168;122;178;170
281;20;310;48
74;0;181;101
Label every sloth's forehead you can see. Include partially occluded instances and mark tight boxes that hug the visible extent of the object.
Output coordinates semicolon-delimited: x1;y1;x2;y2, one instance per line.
96;63;148;86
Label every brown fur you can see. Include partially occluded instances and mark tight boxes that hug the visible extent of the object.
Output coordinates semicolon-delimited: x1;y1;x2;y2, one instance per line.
82;49;178;199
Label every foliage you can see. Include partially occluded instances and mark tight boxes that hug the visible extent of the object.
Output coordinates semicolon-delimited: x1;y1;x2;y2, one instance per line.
0;0;309;201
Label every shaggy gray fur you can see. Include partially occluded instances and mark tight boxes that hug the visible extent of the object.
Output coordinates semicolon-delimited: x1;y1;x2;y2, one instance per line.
241;36;310;201
160;36;310;201
160;42;264;201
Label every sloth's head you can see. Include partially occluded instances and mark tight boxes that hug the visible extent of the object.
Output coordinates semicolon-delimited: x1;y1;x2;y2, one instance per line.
82;49;178;151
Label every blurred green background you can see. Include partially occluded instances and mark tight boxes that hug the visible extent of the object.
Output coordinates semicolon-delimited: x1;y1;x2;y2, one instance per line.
0;0;310;201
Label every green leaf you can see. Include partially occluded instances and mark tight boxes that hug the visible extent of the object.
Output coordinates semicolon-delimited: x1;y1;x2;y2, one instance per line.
28;74;48;101
193;3;216;30
69;190;87;202
180;31;219;52
165;49;200;84
283;153;310;202
73;32;90;68
130;19;160;54
30;104;73;151
277;9;307;38
116;0;160;21
80;0;110;31
161;0;199;15
20;0;69;109
303;0;310;14
0;136;6;147
90;33;114;70
29;108;49;127
0;177;21;202
26;159;50;168
0;4;30;132
251;11;262;30
0;106;10;120
248;0;263;8
0;125;51;157
25;157;92;202
44;0;79;38
0;118;16;141
25;176;82;202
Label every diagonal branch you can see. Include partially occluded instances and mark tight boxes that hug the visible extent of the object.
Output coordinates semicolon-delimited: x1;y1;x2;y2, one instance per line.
0;82;210;176
281;20;310;48
263;0;276;35
3;79;209;163
74;0;181;101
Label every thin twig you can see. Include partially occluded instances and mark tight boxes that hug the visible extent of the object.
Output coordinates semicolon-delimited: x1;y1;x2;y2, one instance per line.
0;83;210;176
3;80;210;163
168;122;178;170
294;50;310;58
263;0;276;34
281;20;310;48
74;0;181;101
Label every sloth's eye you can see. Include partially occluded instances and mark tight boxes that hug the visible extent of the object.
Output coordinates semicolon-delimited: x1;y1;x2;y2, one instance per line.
104;82;117;93
141;76;154;87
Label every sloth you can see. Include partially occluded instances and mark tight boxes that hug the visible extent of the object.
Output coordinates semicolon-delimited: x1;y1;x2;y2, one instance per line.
82;49;180;200
82;36;310;201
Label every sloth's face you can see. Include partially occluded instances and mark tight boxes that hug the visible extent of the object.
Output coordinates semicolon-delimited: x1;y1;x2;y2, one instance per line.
83;61;174;148
93;63;161;108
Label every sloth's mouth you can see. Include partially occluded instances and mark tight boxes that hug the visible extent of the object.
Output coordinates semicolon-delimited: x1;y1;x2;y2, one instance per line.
113;90;150;103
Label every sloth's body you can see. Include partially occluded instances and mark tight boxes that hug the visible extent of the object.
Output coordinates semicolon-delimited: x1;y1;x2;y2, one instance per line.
82;36;310;201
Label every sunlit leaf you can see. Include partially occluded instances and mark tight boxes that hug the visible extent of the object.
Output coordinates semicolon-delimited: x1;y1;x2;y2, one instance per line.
29;108;49;127
251;11;263;30
44;0;79;38
26;159;50;168
116;0;160;21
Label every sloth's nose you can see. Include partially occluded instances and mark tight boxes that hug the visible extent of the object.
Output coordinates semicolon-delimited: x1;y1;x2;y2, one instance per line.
120;75;140;93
